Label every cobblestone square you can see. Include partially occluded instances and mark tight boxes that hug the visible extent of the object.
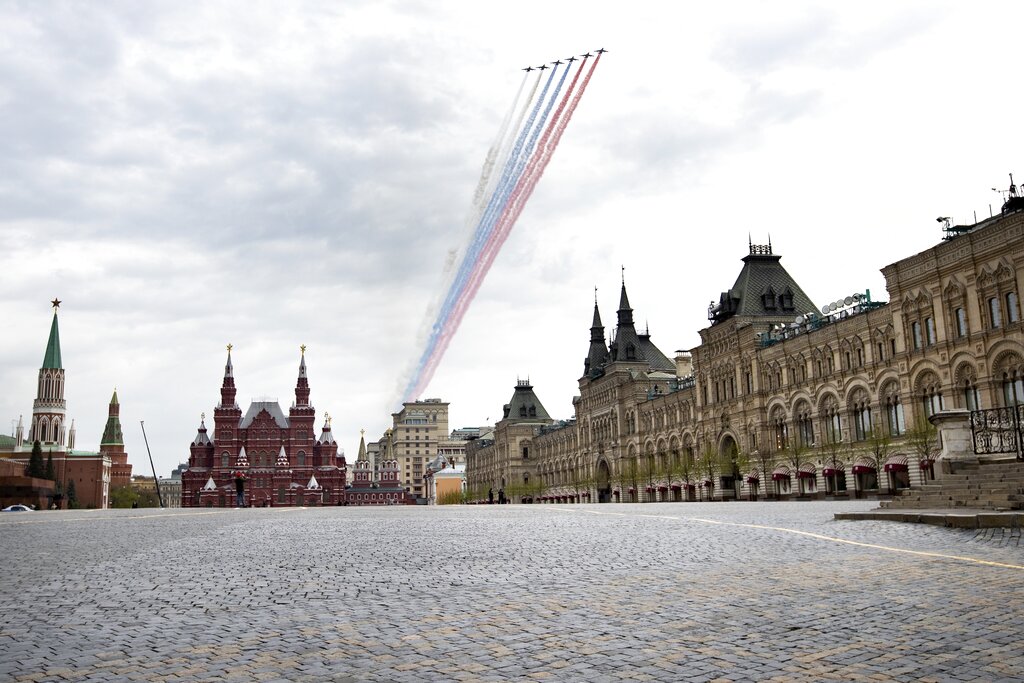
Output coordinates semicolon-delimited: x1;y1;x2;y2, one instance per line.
2;501;1023;682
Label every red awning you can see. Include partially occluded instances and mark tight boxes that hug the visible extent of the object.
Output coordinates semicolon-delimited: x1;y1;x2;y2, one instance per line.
919;459;935;468
822;468;843;476
852;465;876;474
772;472;791;481
644;486;654;493
796;471;816;479
658;485;669;491
745;476;759;483
628;487;635;493
884;462;909;472
670;484;682;490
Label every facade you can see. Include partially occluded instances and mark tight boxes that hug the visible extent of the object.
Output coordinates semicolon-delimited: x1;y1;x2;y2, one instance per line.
384;399;449;499
467;189;1024;504
347;431;415;505
181;347;347;507
1;304;127;509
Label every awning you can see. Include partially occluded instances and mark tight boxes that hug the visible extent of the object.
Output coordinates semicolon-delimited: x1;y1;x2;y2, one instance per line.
670;484;682;491
658;485;669;491
884;462;909;472
745;476;759;484
628;487;635;493
772;472;791;481
644;486;654;493
852;465;876;474
796;470;816;479
822;467;844;476
919;459;936;468
702;479;713;486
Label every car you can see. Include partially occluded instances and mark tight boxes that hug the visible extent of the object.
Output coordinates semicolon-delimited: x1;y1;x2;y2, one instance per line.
2;504;33;512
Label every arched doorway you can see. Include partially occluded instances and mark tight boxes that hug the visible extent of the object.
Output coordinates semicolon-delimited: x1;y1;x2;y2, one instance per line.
719;434;740;500
596;459;612;503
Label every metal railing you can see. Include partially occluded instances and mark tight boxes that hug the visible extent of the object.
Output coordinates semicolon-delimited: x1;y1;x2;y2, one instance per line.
970;407;1024;460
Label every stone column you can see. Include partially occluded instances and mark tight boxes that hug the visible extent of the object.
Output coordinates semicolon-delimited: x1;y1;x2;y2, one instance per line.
930;409;976;475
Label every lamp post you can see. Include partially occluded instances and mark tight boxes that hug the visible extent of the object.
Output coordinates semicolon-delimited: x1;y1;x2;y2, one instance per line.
140;421;164;508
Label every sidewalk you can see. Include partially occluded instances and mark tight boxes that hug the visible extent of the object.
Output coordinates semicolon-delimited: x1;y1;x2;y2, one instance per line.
835;508;1024;528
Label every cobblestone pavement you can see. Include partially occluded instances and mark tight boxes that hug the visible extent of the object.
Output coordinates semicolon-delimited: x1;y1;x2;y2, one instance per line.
2;501;1023;682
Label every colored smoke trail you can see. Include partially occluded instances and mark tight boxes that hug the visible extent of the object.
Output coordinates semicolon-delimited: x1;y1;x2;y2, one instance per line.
400;54;603;404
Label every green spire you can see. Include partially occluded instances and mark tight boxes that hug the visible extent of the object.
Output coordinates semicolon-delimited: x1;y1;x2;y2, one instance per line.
42;310;62;369
101;389;123;446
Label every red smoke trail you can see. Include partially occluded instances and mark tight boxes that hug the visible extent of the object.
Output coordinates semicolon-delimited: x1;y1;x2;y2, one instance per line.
413;55;602;396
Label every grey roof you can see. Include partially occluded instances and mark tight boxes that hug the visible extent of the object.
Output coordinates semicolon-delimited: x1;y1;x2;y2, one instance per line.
239;401;290;429
710;245;817;324
192;420;212;447
502;381;551;422
637;333;675;372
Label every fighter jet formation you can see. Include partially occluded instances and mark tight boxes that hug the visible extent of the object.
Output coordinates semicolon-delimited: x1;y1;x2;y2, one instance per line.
523;49;606;72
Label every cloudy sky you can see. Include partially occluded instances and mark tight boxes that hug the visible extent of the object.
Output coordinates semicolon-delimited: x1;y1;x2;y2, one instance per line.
2;1;1021;477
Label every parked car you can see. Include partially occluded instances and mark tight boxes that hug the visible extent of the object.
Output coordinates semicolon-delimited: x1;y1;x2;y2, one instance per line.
2;504;33;512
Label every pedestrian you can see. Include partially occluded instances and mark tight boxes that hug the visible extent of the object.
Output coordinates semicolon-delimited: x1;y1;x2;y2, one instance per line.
488;487;494;504
498;488;506;504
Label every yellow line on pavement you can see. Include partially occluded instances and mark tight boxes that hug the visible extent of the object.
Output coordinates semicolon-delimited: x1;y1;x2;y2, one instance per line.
556;507;1024;571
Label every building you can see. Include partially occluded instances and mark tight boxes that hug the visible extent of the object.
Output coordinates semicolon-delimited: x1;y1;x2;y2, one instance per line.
465;381;553;503
384;399;449;500
0;303;128;509
347;430;415;505
467;182;1024;504
181;346;347;507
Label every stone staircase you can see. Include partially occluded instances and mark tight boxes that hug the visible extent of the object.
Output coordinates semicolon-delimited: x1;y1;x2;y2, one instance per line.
881;459;1024;510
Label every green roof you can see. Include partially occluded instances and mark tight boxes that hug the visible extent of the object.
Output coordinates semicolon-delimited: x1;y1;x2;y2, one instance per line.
42;312;62;369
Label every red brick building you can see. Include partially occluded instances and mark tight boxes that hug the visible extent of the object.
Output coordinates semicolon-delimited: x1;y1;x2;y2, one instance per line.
181;347;347;507
347;430;415;505
1;302;130;509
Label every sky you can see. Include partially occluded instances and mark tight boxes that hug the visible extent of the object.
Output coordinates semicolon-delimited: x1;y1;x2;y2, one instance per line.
2;1;1022;478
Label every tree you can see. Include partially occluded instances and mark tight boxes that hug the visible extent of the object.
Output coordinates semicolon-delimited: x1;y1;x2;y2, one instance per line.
863;427;893;494
905;416;941;485
780;439;812;496
819;438;849;496
696;444;718;501
751;448;777;500
26;441;45;478
44;451;56;481
66;478;78;509
639;452;659;502
109;485;139;508
720;444;750;500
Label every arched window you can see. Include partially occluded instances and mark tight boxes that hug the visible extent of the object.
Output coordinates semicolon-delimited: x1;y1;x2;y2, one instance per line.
883;383;905;436
1004;370;1024;406
221;452;230;468
822;396;841;443
918;373;944;417
795;403;814;447
850;390;872;441
770;407;787;451
1008;292;1020;324
297;451;306;466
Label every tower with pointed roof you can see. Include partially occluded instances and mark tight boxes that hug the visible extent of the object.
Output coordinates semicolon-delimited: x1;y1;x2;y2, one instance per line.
100;389;133;489
31;303;67;446
584;297;610;378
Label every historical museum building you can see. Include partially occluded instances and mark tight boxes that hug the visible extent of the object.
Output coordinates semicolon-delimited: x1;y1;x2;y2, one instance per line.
466;185;1024;504
181;347;347;507
0;303;131;509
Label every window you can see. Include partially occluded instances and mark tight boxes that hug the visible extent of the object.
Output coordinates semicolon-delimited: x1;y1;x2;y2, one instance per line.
221;452;230;468
922;387;944;417
1003;371;1024;406
297;451;306;466
797;409;814;448
852;400;872;441
990;297;1002;328
773;418;787;451
745;372;752;395
890;339;897;356
1008;292;1020;323
911;322;922;349
925;317;936;345
886;394;905;436
963;379;980;411
278;486;286;504
522;446;529;458
955;308;968;337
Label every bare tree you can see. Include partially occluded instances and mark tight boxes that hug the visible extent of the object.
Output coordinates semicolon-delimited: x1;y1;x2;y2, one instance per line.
696;443;718;501
751;448;777;500
904;416;941;485
819;438;849;497
780;439;812;496
864;427;893;494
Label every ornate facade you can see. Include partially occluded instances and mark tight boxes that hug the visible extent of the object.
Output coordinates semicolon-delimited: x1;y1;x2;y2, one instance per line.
467;189;1024;503
181;347;347;507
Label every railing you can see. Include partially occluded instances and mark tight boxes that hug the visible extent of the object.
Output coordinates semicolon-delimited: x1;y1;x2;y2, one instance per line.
970;407;1024;460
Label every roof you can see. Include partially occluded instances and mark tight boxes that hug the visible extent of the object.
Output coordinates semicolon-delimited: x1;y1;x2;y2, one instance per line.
42;312;62;369
239;401;289;429
710;245;818;324
502;381;551;422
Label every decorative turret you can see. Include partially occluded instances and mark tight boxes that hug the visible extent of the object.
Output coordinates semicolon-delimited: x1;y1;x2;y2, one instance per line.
219;344;237;408
100;390;123;446
294;345;311;408
612;278;644;363
584;291;610;377
356;429;367;463
317;413;336;446
192;414;212;447
15;415;23;449
276;445;290;468
67;419;75;450
235;446;249;468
